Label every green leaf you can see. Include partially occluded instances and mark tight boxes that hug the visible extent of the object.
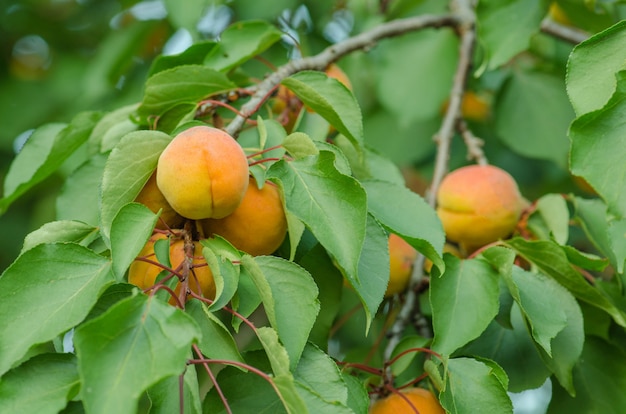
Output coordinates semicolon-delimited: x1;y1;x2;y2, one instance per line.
362;179;444;272
341;371;370;414
88;104;139;153
0;353;79;414
390;335;431;377
85;283;136;322
569;71;626;218
282;132;320;159
572;197;624;272
1;112;101;214
298;244;344;349
148;365;202;414
462;305;551;392
527;194;570;244
186;300;244;364
256;327;309;413
477;0;548;70
99;130;171;242
294;382;354;414
243;256;320;370
548;337;626;414
504;238;626;326
0;243;113;376
231;265;262;332
294;343;348;406
21;220;99;254
504;267;569;356
73;294;200;414
495;70;573;168
566;20;626;116
110;202;158;280
204;20;283;72
431;255;500;356
351;215;390;328
200;240;241;311
149;41;217;77
163;0;208;36
282;71;363;147
56;153;108;226
440;357;513;414
267;152;367;288
375;30;458;125
137;65;236;123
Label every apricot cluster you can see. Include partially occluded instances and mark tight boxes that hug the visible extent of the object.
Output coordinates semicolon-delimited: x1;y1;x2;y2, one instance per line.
436;164;525;252
128;233;215;304
129;125;288;304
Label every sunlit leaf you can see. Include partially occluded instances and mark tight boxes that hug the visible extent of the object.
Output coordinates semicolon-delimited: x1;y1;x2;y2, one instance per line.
21;220;99;254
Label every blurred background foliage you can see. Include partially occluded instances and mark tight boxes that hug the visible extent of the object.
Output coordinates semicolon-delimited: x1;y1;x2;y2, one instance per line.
0;0;612;272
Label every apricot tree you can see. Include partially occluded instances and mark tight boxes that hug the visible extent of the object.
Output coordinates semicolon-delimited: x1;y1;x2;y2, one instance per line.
1;1;625;413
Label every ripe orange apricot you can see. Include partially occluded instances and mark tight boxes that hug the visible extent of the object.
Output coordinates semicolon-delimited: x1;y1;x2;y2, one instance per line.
441;91;490;122
156;126;249;220
386;234;418;297
325;63;352;91
128;234;215;303
200;177;287;256
370;388;444;414
134;172;184;229
436;165;524;252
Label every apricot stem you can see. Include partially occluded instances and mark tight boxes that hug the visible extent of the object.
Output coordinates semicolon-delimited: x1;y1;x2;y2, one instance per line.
191;344;233;414
248;157;282;167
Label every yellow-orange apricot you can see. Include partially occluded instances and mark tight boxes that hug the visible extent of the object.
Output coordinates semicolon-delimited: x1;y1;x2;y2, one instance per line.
441;91;490;122
325;63;352;91
385;234;418;297
200;177;287;256
156;126;249;220
370;388;444;414
437;165;524;252
134;172;184;229
128;234;215;303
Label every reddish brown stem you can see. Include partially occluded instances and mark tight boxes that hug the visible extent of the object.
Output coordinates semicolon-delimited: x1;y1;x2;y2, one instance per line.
192;344;232;414
248;157;282;167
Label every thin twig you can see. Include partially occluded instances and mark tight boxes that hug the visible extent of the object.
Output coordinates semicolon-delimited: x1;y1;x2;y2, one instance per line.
225;13;459;137
540;18;590;44
382;0;477;367
458;119;488;165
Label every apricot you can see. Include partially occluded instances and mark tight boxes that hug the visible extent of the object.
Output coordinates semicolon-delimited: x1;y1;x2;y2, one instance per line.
441;91;490;122
128;234;215;303
156;126;249;220
370;388;444;414
200;177;287;256
134;172;184;229
436;165;524;252
385;234;418;297
325;63;352;91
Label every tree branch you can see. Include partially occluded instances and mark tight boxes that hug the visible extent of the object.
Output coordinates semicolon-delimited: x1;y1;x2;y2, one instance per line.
225;13;458;137
540;18;590;44
382;0;477;366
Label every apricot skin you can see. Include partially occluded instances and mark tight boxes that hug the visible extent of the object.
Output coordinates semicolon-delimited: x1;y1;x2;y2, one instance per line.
436;165;524;251
201;178;287;256
134;172;184;229
385;234;417;297
128;234;215;303
156;126;249;220
369;388;444;414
